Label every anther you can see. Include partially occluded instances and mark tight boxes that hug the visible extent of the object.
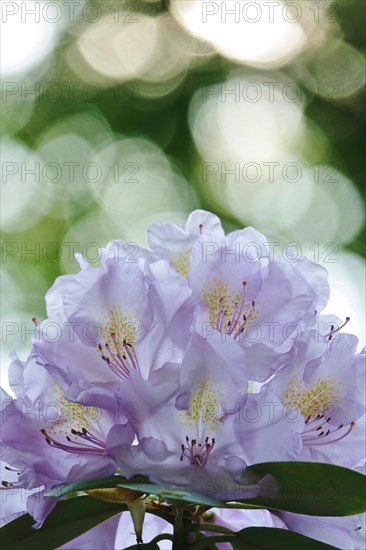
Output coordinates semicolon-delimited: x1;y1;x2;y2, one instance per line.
325;317;351;340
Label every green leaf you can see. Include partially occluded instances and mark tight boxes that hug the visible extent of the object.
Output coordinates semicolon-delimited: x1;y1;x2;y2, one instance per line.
236;527;339;549
189;532;221;549
44;474;149;498
0;496;127;550
43;462;366;520
230;462;366;516
116;481;223;508
191;527;339;550
45;473;223;508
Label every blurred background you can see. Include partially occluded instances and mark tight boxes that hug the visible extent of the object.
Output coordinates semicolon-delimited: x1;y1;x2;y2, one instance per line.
1;0;365;383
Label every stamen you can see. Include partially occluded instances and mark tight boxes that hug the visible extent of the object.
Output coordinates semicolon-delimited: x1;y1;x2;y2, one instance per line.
97;332;140;380
302;421;355;447
123;341;140;371
211;280;254;339
228;281;247;336
41;428;107;455
199;224;203;236
180;436;215;467
325;317;350;340
234;301;256;340
216;298;224;330
1;480;21;489
204;278;259;339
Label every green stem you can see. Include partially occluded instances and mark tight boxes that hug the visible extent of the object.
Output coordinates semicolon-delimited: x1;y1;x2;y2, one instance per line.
173;505;188;550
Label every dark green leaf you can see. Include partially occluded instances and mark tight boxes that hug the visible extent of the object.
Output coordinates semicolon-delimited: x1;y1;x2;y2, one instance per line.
0;496;126;550
237;527;339;549
230;462;366;516
190;531;220;549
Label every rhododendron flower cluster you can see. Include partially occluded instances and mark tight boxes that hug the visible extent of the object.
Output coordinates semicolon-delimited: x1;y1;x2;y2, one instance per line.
1;211;365;549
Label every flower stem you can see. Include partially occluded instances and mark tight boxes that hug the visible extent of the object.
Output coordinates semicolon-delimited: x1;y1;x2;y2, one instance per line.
173;505;188;550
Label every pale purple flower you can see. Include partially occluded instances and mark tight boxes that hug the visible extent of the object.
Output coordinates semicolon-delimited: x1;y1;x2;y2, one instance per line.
109;333;303;496
278;511;365;549
148;209;225;279
261;332;365;466
2;209;364;548
33;256;191;415
146;210;330;381
0;460;28;527
203;507;287;550
190;238;328;364
1;354;117;527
